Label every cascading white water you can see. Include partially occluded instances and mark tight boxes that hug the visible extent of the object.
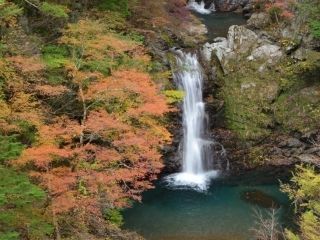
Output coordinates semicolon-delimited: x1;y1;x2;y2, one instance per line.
165;51;218;191
178;51;205;174
187;0;216;14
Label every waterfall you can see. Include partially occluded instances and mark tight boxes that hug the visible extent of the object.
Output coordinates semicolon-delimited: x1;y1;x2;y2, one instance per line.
177;51;206;174
187;0;216;15
165;51;218;191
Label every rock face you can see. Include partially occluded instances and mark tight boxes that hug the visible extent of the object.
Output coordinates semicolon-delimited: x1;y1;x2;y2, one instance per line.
227;25;258;52
201;25;282;73
247;12;271;29
204;0;250;12
201;38;233;73
247;44;283;63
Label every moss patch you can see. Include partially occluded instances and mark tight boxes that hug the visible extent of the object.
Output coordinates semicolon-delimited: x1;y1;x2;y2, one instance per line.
0;166;53;239
220;50;320;141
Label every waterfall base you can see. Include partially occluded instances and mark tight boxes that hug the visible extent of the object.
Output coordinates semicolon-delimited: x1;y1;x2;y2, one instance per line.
164;171;219;191
187;0;214;15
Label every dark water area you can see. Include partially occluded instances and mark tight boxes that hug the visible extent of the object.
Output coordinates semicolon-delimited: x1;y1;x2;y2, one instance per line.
123;174;293;240
194;12;247;40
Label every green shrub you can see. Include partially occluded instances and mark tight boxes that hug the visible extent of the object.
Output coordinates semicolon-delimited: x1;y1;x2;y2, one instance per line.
105;93;141;114
42;45;69;85
0;135;23;163
0;0;22;23
116;53;147;71
42;44;69;69
101;11;127;31
0;166;53;239
268;6;283;22
104;208;123;226
15;120;38;146
119;32;144;43
163;90;185;103
281;165;320;240
98;0;129;16
0;43;7;57
298;0;320;38
80;58;115;76
310;20;320;39
0;231;19;240
40;2;69;19
45;69;67;85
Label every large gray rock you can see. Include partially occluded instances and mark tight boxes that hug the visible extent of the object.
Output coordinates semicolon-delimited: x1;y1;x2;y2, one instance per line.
279;138;304;148
247;12;271;29
227;25;258;53
292;48;307;61
247;44;283;63
201;38;235;73
201;25;285;74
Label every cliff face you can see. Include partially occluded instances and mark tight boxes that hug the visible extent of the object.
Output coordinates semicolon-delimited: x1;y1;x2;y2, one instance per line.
198;1;320;172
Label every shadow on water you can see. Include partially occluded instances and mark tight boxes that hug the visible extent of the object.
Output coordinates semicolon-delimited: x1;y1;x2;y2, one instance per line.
122;172;294;240
194;12;247;40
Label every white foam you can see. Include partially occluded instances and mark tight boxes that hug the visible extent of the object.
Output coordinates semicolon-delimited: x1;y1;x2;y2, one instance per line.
187;0;214;15
164;171;219;191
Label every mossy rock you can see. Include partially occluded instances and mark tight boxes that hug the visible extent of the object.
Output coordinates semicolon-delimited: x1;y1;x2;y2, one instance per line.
221;67;279;140
220;50;320;141
274;85;320;133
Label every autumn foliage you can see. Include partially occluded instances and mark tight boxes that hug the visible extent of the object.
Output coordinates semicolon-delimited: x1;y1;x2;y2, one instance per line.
254;0;295;21
0;6;172;237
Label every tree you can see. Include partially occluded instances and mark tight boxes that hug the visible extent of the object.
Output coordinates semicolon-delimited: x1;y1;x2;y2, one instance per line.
281;165;320;240
0;1;172;236
251;208;283;240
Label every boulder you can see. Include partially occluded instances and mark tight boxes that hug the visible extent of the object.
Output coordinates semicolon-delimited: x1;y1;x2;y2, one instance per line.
292;48;307;61
247;12;271;29
227;25;258;53
247;44;283;64
202;25;285;74
279;137;304;148
210;0;249;12
242;1;254;18
296;154;320;167
201;39;235;74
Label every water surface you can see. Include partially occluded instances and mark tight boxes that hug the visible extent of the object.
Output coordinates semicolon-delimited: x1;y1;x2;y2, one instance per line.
195;12;247;39
123;177;292;240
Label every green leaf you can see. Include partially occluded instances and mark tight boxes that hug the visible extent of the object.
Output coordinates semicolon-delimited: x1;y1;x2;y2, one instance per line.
0;135;24;163
310;20;320;39
0;231;19;240
164;90;185;103
0;166;53;238
40;2;68;19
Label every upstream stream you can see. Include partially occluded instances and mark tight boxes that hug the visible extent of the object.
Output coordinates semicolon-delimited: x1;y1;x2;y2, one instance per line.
123;4;292;240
